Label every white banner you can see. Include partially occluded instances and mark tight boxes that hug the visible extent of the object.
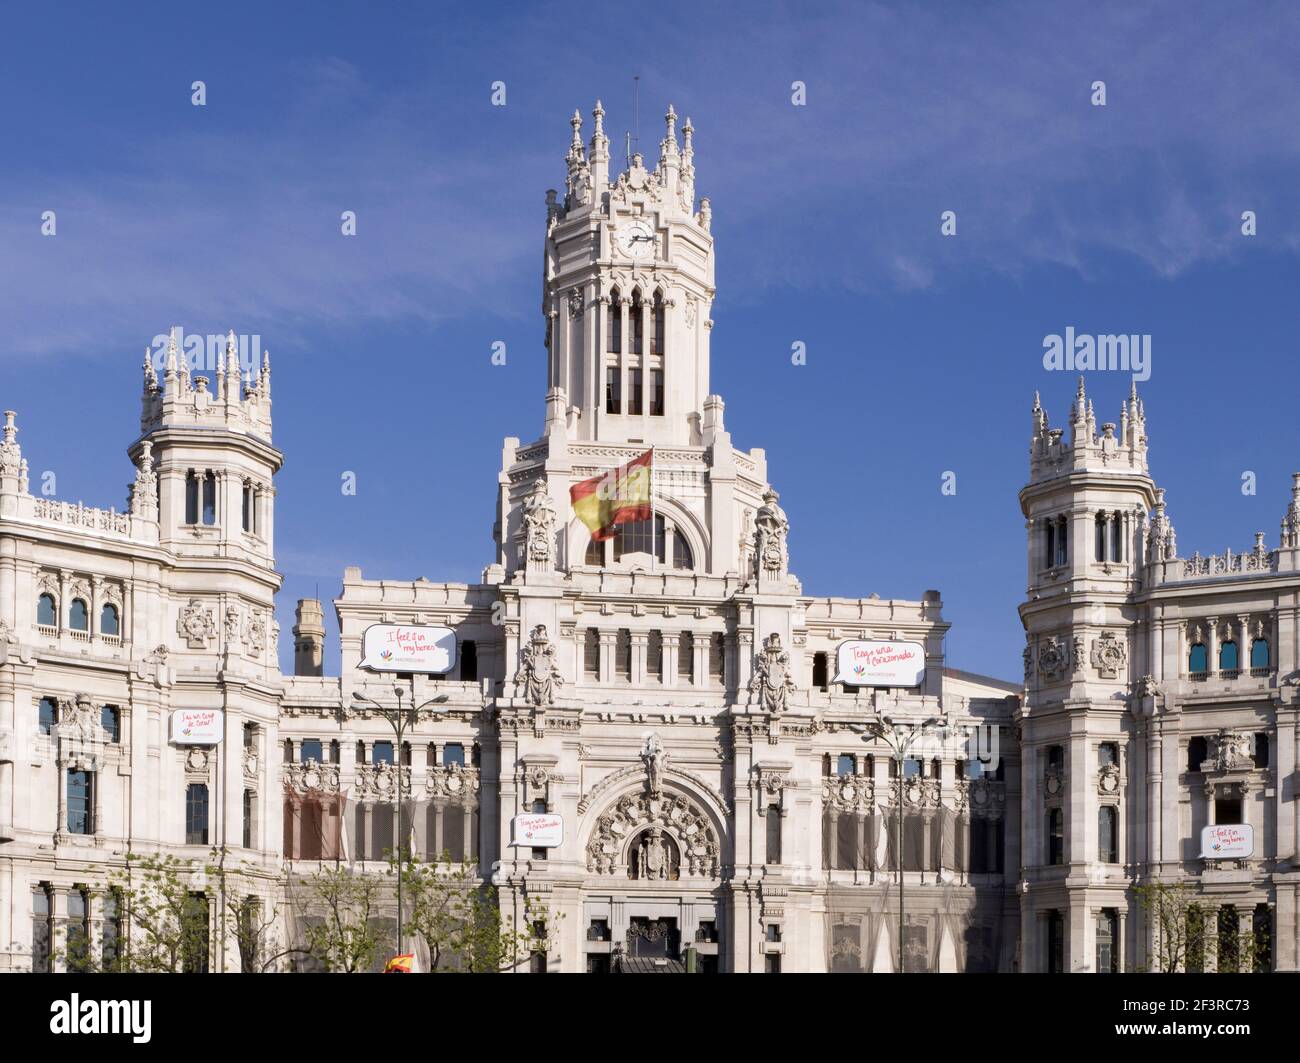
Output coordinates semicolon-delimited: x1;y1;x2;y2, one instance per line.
1200;823;1253;859
170;709;224;746
833;640;926;687
360;624;457;674
511;813;563;848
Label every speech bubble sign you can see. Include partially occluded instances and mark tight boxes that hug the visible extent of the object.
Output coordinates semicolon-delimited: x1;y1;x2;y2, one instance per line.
360;624;457;674
833;640;926;687
170;709;224;746
1200;823;1253;859
511;813;563;848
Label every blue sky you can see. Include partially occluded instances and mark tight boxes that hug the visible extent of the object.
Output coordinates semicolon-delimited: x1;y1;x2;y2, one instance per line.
3;1;1299;679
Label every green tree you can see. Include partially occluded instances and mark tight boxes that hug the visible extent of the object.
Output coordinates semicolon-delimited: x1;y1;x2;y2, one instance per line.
1135;882;1268;972
396;850;559;972
295;862;389;973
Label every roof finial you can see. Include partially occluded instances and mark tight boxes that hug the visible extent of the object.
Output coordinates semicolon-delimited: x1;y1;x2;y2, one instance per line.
570;108;582;150
592;99;605;137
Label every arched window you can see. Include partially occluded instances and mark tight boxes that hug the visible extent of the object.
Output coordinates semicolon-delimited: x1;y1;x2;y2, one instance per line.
1219;641;1238;672
583;628;600;679
1110;511;1123;562
630;289;644;355
671;529;693;570
585;537;604;566
1188;643;1208;674
202;471;217;525
69;599;89;632
1250;638;1269;670
614;515;663;562
1187;736;1208;772
1056;515;1069;565
607;288;622;353
1044;519;1055;568
1095;513;1107;562
37;593;57;627
651;290;665;356
100;603;120;636
185;470;199;524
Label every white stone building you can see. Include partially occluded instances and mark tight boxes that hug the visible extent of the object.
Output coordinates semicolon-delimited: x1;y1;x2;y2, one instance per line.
1020;381;1300;972
2;100;1297;974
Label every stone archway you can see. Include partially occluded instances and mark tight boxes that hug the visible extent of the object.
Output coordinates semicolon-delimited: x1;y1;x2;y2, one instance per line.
585;788;721;879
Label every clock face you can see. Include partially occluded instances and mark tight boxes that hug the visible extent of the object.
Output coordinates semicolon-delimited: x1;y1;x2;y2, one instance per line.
617;219;655;259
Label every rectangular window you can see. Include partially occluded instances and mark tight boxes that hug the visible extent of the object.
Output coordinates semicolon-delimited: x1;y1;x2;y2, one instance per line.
605;366;621;414
443;743;466;767
243;789;255;849
1046;910;1065;973
372;741;395;766
812;652;829;691
764;954;781;974
67;770;94;834
461;640;478;681
628;368;643;415
102;890;122;970
1047;808;1064;865
765;805;782;864
835;754;855;777
100;704;121;743
678;632;694;682
647;631;663;683
300;738;323;763
39;696;58;735
242;484;256;534
615;629;631;682
1096;908;1118;973
67;888;90;972
1098;805;1118;863
186;782;209;845
183;892;210;973
649;368;664;416
709;633;725;685
32;886;52;973
584;628;600;679
1214;793;1242;824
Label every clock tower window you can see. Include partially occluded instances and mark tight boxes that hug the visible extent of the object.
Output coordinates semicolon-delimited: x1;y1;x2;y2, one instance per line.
652;290;665;356
607;287;623;354
605;366;621;414
630;289;644;355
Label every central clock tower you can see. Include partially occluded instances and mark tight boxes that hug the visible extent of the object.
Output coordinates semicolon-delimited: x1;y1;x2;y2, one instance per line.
543;101;716;446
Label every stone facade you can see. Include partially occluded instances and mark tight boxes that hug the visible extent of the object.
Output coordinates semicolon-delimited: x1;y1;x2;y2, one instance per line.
1020;381;1300;972
1;101;1297;974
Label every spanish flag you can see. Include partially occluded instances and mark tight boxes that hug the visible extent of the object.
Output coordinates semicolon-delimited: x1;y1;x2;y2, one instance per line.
384;954;415;973
570;448;653;541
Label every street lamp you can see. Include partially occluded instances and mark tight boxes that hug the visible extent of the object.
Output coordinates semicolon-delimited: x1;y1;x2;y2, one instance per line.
865;715;940;974
350;686;449;962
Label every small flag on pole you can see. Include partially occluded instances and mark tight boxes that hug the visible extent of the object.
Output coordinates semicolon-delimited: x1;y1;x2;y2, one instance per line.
384;954;415;973
570;448;653;541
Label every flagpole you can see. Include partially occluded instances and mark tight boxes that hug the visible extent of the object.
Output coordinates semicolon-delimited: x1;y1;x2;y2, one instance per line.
650;446;657;563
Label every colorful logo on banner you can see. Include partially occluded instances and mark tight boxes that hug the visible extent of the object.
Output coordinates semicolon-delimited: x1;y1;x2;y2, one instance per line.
360;624;457;674
1200;823;1253;859
833;640;926;687
169;709;224;746
511;813;564;848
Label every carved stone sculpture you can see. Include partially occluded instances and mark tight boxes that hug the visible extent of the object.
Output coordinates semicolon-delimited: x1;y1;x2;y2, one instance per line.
750;632;795;714
517;624;563;707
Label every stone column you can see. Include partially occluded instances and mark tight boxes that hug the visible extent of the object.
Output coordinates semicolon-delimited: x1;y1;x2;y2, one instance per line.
1207;616;1219;675
630;632;648;687
599;632;616;685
